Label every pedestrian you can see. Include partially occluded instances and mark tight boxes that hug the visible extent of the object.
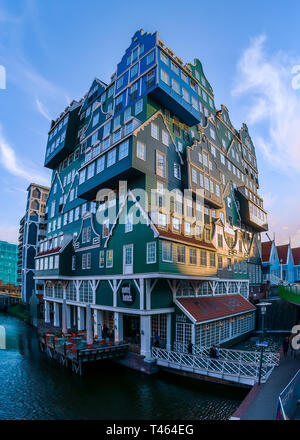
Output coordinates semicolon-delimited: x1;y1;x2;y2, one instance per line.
209;344;217;359
289;338;297;359
153;332;160;348
187;340;193;355
282;336;289;359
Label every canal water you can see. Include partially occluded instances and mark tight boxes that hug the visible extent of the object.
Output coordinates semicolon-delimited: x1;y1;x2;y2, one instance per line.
0;314;247;420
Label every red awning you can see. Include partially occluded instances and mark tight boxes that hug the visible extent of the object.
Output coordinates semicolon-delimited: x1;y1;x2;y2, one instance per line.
177;294;256;323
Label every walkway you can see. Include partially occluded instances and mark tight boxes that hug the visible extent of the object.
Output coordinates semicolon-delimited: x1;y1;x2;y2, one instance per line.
152;347;277;386
240;356;300;419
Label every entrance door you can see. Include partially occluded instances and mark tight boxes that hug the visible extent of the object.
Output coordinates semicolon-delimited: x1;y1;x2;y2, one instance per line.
123;244;133;274
123;315;140;345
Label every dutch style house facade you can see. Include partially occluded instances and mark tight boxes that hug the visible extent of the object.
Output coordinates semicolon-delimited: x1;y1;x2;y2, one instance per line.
34;30;267;358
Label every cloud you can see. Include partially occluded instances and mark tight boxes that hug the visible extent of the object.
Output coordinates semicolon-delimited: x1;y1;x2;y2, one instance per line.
232;34;300;175
0;224;19;244
35;98;52;121
0;125;49;186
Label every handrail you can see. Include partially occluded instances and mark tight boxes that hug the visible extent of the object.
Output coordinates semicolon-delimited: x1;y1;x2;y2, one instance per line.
152;347;275;382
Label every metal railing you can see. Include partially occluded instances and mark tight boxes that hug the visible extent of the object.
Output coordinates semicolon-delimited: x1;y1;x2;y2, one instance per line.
173;342;280;366
152;347;276;384
263;274;289;286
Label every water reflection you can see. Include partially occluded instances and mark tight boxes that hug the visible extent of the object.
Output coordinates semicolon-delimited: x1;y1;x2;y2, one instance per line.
0;313;246;420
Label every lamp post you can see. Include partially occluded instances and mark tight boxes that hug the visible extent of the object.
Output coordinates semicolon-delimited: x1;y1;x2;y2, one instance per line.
280;259;283;281
256;302;272;385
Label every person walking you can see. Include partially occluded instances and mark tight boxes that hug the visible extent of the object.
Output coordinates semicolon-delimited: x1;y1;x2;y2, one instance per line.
289;337;297;359
216;345;220;359
282;336;289;359
153;332;160;348
187;340;193;355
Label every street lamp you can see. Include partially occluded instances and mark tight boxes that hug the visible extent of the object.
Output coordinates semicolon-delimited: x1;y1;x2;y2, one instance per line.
256;302;272;385
280;259;283;281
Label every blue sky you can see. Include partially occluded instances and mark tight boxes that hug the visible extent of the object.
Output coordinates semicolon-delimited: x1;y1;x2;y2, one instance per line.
0;0;300;245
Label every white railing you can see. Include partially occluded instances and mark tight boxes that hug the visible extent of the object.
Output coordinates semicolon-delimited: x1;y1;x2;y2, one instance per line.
263;274;289;286
152;347;275;384
173;343;280;366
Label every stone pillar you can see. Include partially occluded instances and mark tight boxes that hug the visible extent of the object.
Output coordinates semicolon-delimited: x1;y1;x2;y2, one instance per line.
77;306;85;331
53;302;60;327
166;313;172;350
93;309;102;338
44;300;50;323
114;311;123;343
140;315;152;360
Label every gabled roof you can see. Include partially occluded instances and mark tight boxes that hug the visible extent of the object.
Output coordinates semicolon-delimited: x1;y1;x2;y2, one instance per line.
276;244;289;264
292;247;300;266
176;294;255;323
261;241;273;262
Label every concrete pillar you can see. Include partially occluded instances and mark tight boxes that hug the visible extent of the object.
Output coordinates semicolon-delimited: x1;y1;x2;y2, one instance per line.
139;278;144;310
53;302;60;327
140;315;152;360
93;309;102;338
44;300;50;323
114;311;123;343
77;306;85;331
166;313;172;350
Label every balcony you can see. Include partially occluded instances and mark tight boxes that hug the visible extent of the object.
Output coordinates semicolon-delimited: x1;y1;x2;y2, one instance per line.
235;188;268;232
203;189;223;209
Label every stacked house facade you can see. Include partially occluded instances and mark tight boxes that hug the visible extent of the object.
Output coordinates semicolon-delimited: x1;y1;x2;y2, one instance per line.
34;30;267;358
18;183;49;303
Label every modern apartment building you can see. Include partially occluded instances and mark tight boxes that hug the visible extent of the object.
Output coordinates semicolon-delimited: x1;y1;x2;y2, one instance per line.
35;30;267;358
18;183;49;302
0;240;18;287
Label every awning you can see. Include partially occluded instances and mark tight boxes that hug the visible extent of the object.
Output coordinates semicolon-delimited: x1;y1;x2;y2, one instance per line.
176;294;256;323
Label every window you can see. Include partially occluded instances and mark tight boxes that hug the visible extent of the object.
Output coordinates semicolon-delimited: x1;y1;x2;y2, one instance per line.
79;170;85;185
156;151;166;178
130;63;138;79
160;51;169;65
50;201;56;218
99;250;105;268
218;234;223;248
135;99;143;115
172;79;180;94
151;123;159;140
162;130;169;146
181;71;188;84
147;242;156;264
116;76;124;89
92;113;99;127
182;88;190;103
218;256;223;270
192;168;198;184
173;217;180;232
171;61;179;74
107;148;116;167
103;121;111;138
189;248;197;265
177;245;185;264
174;163;181;180
119;140;129;160
147;51;154;65
106;250;113;268
125;213;133;233
102;220;109;237
162;241;173;262
161;69;169;85
87;162;95;179
200;250;207;266
137;141;146;160
96;156;105;173
185;222;191;235
159;212;167;228
210;252;216;267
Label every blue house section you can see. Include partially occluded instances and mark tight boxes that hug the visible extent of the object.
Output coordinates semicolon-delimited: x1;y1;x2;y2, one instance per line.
262;241;299;285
